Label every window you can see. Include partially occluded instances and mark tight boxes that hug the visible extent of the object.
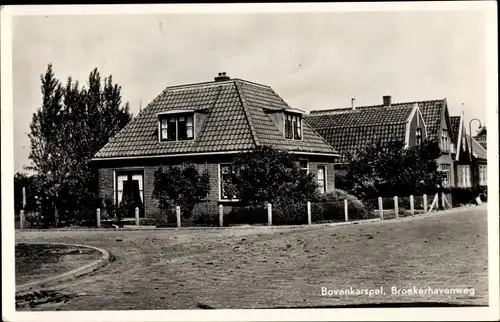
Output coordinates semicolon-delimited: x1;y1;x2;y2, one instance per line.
479;165;487;186
440;164;451;187
441;129;450;152
317;165;326;194
299;160;309;176
461;165;471;187
284;113;302;140
160;114;194;141
115;171;144;217
416;128;422;145
219;164;239;201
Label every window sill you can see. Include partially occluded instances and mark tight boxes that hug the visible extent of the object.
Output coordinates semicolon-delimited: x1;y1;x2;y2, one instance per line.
219;199;240;203
160;139;195;142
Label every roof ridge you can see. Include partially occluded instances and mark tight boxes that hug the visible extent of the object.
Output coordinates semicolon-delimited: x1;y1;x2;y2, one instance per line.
312;121;408;131
234;81;260;147
310;98;446;114
165;78;272;92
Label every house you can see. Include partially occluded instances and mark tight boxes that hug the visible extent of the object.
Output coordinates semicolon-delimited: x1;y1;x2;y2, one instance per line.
467;133;488;187
92;73;339;219
449;114;474;188
304;96;428;176
474;126;487;150
306;96;462;188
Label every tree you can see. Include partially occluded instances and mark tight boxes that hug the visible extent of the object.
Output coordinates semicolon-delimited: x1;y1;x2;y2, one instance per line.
224;146;319;207
25;64;132;226
152;164;210;218
341;139;442;199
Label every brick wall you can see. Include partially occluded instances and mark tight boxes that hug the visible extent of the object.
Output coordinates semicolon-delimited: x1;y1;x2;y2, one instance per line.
96;154;336;219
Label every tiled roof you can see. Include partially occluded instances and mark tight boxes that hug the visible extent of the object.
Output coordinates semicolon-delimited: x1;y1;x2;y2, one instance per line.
304;105;414;162
310;99;446;140
94;79;337;159
466;133;487;160
449;116;461;144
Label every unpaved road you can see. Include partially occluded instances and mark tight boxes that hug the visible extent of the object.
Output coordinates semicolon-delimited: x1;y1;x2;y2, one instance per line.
15;205;488;310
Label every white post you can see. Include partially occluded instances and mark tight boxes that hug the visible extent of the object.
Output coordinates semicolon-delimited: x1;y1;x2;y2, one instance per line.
344;199;348;222
267;203;272;226
135;207;140;226
307;201;311;225
394;196;399;218
22;187;26;209
219;204;224;227
96;208;101;228
176;206;181;228
423;194;428;213
20;210;25;229
378;197;384;220
441;192;446;210
410;195;415;216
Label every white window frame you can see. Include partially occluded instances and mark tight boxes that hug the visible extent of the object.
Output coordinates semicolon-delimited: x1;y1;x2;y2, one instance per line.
317;165;327;194
299;159;309;175
158;113;195;142
461;165;471;187
218;163;240;202
440;164;451;187
479;165;487;186
284;113;303;140
441;129;450;152
416;128;423;145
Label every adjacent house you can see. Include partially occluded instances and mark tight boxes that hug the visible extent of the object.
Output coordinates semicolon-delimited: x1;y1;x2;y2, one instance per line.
93;73;338;219
474;126;487;150
304;96;428;176
306;96;465;188
467;133;488;187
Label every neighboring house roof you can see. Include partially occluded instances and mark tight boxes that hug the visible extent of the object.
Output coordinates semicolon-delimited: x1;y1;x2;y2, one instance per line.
466;133;487;161
94;78;337;160
310;98;447;141
304;104;420;162
474;126;487;149
449;116;461;146
475;126;487;137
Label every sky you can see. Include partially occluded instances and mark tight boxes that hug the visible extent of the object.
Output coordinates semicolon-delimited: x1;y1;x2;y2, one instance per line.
11;8;491;173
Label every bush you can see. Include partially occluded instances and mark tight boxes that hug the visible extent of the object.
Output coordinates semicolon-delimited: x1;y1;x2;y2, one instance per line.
273;203;308;225
313;189;371;221
225;205;268;226
190;211;219;227
449;186;488;206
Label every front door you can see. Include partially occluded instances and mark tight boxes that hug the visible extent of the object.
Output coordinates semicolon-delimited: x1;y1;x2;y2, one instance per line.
116;171;144;218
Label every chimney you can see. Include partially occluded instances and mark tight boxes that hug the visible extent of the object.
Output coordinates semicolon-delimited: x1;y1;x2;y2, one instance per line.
214;72;230;82
383;95;392;106
351;97;356;110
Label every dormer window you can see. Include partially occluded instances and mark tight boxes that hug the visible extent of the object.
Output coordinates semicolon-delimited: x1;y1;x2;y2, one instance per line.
159;113;194;141
285;113;302;140
441;129;450;152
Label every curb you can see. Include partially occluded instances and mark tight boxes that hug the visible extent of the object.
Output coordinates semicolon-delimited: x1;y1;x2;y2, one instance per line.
15;242;110;294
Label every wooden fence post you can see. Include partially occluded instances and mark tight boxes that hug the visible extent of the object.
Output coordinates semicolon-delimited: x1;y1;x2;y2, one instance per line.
267;203;272;226
410;195;415;216
96;208;101;228
176;206;181;228
394;196;399;218
378;197;384;220
22;187;26;209
135;207;140;226
307;201;311;225
219;204;224;227
423;194;428;213
20;210;25;229
344;199;349;222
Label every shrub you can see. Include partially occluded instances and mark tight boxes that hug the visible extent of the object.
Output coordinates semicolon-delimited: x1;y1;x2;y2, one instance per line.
273;203;308;225
449;187;487;206
190;211;219;227
225;205;268;226
313;189;371;221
